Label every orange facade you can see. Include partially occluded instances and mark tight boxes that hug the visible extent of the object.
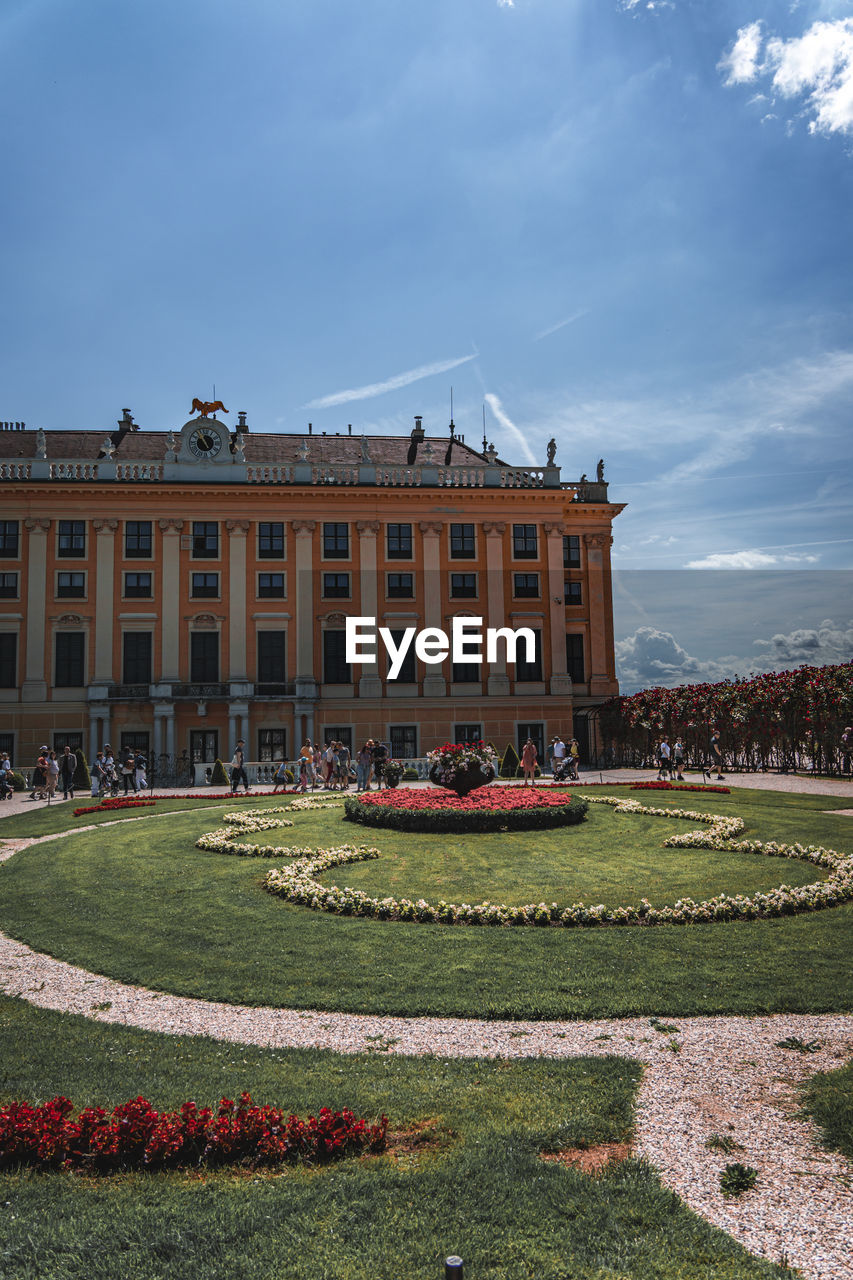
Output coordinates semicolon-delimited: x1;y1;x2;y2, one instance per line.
0;417;623;773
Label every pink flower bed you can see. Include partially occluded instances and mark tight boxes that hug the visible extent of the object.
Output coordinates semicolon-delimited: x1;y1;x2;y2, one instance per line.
359;785;572;812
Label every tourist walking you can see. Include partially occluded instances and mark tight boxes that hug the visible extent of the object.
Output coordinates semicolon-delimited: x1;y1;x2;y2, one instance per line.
552;736;566;776
568;737;580;780
230;740;251;794
656;737;671;781
521;737;538;786
356;741;373;791
29;747;49;800
121;752;137;794
58;744;77;800
673;737;685;781
272;758;289;793
90;751;107;798
709;726;725;780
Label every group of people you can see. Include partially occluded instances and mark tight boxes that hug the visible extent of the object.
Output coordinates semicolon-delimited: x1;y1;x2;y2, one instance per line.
18;743;147;802
654;729;725;781
24;745;80;801
266;738;392;795
90;746;148;797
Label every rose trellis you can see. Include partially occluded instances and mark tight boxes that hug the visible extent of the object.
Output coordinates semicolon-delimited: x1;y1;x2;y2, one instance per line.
194;799;853;927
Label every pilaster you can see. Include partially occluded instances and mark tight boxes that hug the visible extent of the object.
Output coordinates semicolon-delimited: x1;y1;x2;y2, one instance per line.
292;520;317;696
483;521;509;696
544;521;572;695
357;520;382;697
159;519;184;680
226;520;250;680
93;518;118;683
22;518;50;700
419;521;445;697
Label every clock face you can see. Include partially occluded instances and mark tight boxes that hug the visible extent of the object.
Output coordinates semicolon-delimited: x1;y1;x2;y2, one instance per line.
188;425;223;459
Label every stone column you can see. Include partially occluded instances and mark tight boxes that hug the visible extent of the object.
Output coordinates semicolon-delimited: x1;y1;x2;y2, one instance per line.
292;521;317;697
357;520;382;697
584;532;613;694
22;518;50;701
93;519;118;682
159;519;184;681
419;521;445;697
226;520;249;680
483;522;509;696
545;521;572;695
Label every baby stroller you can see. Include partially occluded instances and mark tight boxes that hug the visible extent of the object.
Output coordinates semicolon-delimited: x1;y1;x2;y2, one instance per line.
553;757;575;783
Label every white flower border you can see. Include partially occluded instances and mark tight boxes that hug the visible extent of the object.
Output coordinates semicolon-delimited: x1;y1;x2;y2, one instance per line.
195;800;342;858
196;796;853;926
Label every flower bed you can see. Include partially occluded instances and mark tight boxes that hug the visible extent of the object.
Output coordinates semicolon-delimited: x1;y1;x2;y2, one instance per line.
195;803;341;856
73;798;157;816
629;781;731;794
343;785;588;833
255;794;853;928
0;1092;387;1173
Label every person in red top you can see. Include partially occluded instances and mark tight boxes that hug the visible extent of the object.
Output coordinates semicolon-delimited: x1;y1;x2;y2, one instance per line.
521;738;538;787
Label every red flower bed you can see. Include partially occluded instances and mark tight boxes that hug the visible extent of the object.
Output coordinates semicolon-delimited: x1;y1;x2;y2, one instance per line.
0;1092;388;1173
73;799;157;816
345;785;587;833
630;781;731;794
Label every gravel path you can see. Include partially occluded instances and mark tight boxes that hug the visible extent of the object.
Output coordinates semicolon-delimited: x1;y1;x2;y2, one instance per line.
1;816;852;1279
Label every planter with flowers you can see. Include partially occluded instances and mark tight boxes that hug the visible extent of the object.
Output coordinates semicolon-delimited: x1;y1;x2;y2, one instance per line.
427;742;497;797
382;760;404;789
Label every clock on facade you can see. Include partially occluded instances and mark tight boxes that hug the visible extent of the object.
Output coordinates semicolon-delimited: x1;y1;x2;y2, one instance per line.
188;425;224;459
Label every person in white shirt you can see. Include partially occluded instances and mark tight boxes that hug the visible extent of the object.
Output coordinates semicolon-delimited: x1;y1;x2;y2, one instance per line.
551;737;566;775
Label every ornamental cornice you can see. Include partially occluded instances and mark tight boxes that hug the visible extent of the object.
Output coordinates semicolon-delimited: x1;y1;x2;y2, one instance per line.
292;520;316;536
584;533;612;549
543;521;566;536
356;520;380;536
419;521;443;535
52;613;91;626
186;613;221;629
24;518;51;533
159;518;185;533
225;520;251;536
93;518;119;534
482;522;506;536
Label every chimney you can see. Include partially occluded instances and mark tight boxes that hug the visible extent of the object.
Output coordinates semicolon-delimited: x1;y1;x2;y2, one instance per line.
411;415;425;442
237;411;248;432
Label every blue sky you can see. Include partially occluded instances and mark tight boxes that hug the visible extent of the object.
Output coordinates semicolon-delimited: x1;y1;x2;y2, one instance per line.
2;0;852;691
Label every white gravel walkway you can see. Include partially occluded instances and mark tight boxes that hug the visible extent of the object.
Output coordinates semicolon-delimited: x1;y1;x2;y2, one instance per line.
1;815;852;1279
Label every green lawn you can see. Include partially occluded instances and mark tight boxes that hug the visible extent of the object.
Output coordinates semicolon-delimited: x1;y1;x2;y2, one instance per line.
0;995;791;1280
1;787;851;1020
797;1059;853;1162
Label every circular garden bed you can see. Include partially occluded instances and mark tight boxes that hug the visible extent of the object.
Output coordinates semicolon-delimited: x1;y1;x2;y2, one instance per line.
343;785;588;833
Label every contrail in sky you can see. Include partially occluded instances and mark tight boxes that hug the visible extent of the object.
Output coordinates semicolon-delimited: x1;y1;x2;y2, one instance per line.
305;353;477;409
533;309;588;342
484;393;537;466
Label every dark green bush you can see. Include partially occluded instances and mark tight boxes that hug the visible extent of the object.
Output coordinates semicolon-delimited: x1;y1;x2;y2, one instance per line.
211;758;230;786
499;744;520;777
72;749;91;792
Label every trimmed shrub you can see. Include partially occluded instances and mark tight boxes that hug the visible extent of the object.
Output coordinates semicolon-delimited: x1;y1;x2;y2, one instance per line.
402;768;419;781
211;758;230;786
8;771;27;792
499;744;520;777
72;748;91;792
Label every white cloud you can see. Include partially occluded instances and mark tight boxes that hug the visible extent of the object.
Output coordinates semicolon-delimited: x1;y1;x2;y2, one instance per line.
305;353;477;410
685;550;819;569
484;392;538;465
618;0;675;12
616;618;853;692
719;21;764;86
497;0;514;7
720;17;853;135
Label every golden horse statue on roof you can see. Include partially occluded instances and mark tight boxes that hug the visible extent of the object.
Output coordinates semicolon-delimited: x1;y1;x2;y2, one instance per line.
190;398;228;418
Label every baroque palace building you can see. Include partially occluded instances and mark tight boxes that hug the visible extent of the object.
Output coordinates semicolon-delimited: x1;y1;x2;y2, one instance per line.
0;406;623;777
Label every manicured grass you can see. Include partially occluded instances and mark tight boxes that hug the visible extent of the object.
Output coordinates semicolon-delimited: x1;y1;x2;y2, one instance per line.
0;793;283;837
0;996;790;1279
0;787;850;1020
797;1060;853;1162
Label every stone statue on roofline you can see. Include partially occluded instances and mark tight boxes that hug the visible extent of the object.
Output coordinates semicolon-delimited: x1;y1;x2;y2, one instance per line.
597;458;605;482
360;435;372;463
546;437;557;465
35;429;47;459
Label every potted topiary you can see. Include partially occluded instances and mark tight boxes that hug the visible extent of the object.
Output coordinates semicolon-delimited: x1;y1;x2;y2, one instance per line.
427;742;497;797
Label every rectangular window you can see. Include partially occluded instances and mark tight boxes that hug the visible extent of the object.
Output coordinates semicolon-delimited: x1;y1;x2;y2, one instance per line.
517;723;545;765
258;522;285;559
56;571;85;599
323;630;351;683
58;520;86;558
0;732;13;758
564;580;582;606
53;732;83;753
386;630;416;683
566;633;585;683
386;523;413;559
122;632;152;684
191;572;219;599
0;573;18;599
515;629;542;682
454;724;482;745
190;632;219;682
513;573;539;599
258;728;287;762
450;573;477;599
387;572;414;599
451;660;480;683
323;726;353;754
125;521;152;558
450;523;475;558
512;524;538;559
192;521;219;558
390;725;418;759
55;632;85;686
0;521;19;557
0;634;17;688
190;729;218;763
257;573;285;599
121;732;150;756
257;631;286;682
563;535;581;568
322;572;350;599
124;572;152;599
323;523;349;558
